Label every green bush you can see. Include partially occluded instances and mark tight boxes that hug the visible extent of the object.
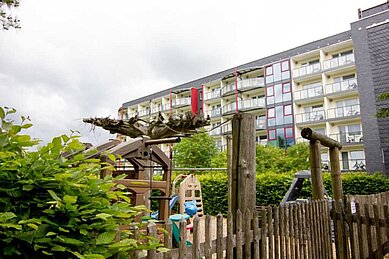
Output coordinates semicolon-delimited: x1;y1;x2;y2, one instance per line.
195;171;389;215
0;107;160;258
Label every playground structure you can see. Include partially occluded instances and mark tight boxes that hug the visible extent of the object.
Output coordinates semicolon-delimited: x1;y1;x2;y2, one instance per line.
172;174;204;217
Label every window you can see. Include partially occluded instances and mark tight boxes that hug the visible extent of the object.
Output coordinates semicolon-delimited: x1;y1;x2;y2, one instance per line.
284;105;292;115
266;86;274;96
268;108;275;118
281;60;289;71
285;127;294;138
266;66;273;75
282;83;291;93
268;129;276;140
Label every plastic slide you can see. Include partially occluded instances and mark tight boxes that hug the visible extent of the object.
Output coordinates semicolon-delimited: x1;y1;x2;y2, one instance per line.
150;195;180;219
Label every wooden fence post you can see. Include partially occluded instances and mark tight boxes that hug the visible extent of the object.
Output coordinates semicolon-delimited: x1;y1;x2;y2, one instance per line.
230;112;256;242
309;140;324;200
329;147;343;205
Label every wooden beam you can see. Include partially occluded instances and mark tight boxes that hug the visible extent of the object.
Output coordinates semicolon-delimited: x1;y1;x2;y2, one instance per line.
309;140;325;200
329;147;343;204
301;127;342;149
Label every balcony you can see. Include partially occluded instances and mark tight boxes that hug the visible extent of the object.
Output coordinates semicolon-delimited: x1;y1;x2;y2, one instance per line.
323;53;355;71
221;78;265;96
204;108;221;119
295;110;326;124
161;103;170;112
128;112;138;118
209;127;222;136
172;97;191;108
138;109;149;117
150;105;163;115
204;90;221;101
294;85;324;101
221;123;232;134
222;98;265;115
327;104;360;119
292;63;321;78
329;131;364;144
256;118;266;130
325;78;358;95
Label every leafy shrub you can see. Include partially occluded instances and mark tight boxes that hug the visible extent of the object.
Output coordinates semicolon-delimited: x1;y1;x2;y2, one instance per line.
197;172;228;216
0;107;159;258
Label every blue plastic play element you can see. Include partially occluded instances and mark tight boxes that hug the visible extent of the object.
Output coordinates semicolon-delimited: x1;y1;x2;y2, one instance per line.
150;195;180;219
184;200;198;216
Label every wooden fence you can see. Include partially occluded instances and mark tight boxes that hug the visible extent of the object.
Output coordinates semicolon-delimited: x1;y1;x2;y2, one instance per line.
134;199;332;259
332;191;389;259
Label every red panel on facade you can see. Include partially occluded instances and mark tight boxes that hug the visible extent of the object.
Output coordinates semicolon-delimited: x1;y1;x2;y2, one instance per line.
191;88;199;115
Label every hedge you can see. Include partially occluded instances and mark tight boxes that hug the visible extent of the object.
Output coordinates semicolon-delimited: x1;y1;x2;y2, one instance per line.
196;172;389;215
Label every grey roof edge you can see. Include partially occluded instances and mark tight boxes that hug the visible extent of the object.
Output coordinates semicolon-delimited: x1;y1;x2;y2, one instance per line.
121;30;352;109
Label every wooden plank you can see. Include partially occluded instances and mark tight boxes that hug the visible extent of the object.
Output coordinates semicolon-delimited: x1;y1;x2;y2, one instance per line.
179;218;187;259
164;221;172;259
310;140;324;200
205;215;212;258
285;204;290;259
355;203;365;259
294;204;300;259
192;216;200;259
373;205;383;258
147;222;157;259
261;206;268;259
290;204;295;259
217;214;223;259
346;201;356;259
227;212;234;259
313;201;320;259
329;147;343;209
244;209;252;258
301;127;343;149
236;210;243;259
253;210;260;259
279;205;285;259
364;204;373;259
384;205;389;246
274;206;280;259
268;206;274;259
318;201;325;259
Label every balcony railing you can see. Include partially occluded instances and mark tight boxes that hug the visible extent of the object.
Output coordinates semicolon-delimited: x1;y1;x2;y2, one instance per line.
221;78;265;96
327;104;360;119
322;158;366;171
294;85;324;101
204;90;221;101
128;112;137;118
151;105;163;114
329;131;363;144
292;63;321;78
256;140;268;146
204;108;221;118
295;110;326;123
172;97;191;108
325;78;358;94
256;118;266;130
209;127;222;136
138;109;149;117
222;98;265;115
161;103;170;112
238;98;266;111
221;123;232;134
323;53;355;70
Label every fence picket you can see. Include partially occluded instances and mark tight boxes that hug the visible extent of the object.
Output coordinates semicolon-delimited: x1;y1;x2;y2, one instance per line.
355;202;365;259
147;222;157;259
268;206;274;259
364;204;373;258
274;206;280;259
192;216;200;259
279;205;285;259
253;210;260;259
244;209;252;258
373;205;383;258
179;218;187;259
164;221;172;259
227;212;234;259
216;213;223;259
261;206;268;259
290;204;295;259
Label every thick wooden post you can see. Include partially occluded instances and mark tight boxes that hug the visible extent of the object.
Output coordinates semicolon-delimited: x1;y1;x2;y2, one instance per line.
230;113;256;225
329;147;343;204
309;140;325;200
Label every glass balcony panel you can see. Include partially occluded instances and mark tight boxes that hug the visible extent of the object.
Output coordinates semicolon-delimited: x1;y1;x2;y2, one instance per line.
205;108;221;118
327;104;360;119
329;131;364;143
209;127;222;136
172;97;191;107
161;103;170;111
295;110;325;123
204;89;221;100
293;63;321;78
323;53;355;70
222;103;236;114
239;78;265;90
295;85;324;100
221;83;236;96
221;123;232;134
326;78;357;94
238;98;265;110
138;110;149;117
129;112;137;118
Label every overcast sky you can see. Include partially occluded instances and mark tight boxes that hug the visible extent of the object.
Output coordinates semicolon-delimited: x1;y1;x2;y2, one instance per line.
0;0;383;145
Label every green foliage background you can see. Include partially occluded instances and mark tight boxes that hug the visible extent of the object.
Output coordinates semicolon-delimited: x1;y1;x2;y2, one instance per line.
197;172;389;216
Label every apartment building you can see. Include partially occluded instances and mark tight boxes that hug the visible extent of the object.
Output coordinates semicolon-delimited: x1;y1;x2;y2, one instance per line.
118;3;389;174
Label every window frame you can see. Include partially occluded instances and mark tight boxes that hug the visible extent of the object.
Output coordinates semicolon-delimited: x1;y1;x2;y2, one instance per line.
284;127;294;139
268;129;277;141
281;60;290;72
267;108;275;118
265;65;273;76
282;82;291;94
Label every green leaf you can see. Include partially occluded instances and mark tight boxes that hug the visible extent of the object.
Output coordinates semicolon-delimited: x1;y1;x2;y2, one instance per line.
23;185;34;191
0;223;22;230
95;213;112;221
56;236;84;245
80;229;88;235
63;195;78;204
0;107;5;119
51;245;67;252
27;223;38;230
95;231;117;245
107;153;116;162
59;227;69;233
46;232;57;236
0;212;16;222
42;251;53;256
84;254;105;259
48;190;61;201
